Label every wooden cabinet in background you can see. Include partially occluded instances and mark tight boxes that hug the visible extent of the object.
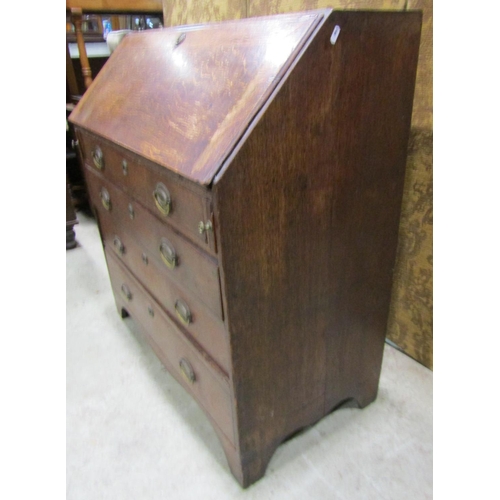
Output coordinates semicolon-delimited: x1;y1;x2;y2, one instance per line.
69;9;421;487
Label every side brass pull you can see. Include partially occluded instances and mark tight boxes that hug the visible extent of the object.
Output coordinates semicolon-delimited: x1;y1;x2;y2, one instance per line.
92;146;104;170
153;182;172;216
159;237;177;269
120;284;132;301
179;358;195;384
113;236;125;255
198;220;212;235
122;160;128;175
175;299;192;325
100;187;111;211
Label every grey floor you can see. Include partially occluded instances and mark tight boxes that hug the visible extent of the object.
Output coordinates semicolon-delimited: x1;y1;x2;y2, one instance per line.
67;211;433;499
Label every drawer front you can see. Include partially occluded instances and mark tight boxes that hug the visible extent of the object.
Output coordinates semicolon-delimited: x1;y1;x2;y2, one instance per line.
106;250;235;446
85;165;223;320
78;130;216;253
101;223;230;374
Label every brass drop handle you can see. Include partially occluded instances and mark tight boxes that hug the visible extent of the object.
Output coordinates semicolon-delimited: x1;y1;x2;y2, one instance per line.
153;182;172;216
159;237;177;269
92;145;104;170
122;160;128;175
198;220;212;235
113;236;125;255
128;203;135;219
179;358;195;384
175;299;192;325
100;187;111;211
120;283;132;301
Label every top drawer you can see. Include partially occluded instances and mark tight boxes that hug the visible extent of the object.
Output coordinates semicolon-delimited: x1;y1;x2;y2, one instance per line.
76;129;217;253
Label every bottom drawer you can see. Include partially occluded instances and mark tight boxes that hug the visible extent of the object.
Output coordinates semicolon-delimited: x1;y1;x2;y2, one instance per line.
105;250;235;446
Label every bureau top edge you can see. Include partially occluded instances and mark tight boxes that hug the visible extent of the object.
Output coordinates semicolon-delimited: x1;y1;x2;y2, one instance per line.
68;10;327;186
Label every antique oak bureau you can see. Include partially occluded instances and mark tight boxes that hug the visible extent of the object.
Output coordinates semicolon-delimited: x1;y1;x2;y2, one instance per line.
69;9;421;487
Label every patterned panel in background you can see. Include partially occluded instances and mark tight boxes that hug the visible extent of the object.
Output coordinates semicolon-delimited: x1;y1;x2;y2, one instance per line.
163;0;246;26
387;129;433;369
386;0;432;368
163;0;433;369
247;0;406;16
407;0;433;128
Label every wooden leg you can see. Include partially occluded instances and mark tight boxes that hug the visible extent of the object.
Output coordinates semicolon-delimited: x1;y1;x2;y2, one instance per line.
216;433;278;488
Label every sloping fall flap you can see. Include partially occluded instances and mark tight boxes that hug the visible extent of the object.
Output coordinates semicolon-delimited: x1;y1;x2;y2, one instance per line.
69;10;326;185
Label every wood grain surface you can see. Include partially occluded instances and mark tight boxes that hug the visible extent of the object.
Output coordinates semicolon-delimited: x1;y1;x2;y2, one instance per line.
70;11;323;185
214;10;421;486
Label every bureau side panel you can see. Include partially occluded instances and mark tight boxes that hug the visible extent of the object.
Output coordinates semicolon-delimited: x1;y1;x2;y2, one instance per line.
213;10;421;481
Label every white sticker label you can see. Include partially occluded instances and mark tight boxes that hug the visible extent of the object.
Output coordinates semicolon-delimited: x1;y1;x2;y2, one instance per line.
330;25;341;45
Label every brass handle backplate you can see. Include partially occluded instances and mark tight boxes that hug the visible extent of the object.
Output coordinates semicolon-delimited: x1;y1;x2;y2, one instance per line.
159;237;177;269
179;358;195;384
92;146;104;170
100;187;111;211
153;182;172;216
175;298;192;325
113;236;125;255
120;283;132;301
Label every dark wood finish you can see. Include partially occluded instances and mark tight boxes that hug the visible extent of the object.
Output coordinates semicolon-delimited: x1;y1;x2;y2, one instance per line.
67;107;90;210
66;43;80;103
69;9;421;488
214;10;422;486
66;178;78;250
